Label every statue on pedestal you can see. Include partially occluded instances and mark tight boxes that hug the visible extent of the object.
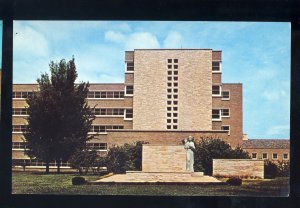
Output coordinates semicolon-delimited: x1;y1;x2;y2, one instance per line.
184;136;195;172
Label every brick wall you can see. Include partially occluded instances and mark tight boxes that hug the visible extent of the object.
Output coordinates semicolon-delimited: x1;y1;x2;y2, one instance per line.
213;159;264;178
106;130;229;147
212;84;243;147
133;49;212;131
142;145;186;172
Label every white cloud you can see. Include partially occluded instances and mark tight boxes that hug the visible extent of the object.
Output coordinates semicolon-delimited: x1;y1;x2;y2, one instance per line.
104;31;126;43
125;32;160;50
13;25;49;58
163;31;183;48
262;90;287;101
266;125;290;137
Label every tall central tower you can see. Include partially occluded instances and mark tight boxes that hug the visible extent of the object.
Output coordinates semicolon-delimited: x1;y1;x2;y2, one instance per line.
132;49;213;131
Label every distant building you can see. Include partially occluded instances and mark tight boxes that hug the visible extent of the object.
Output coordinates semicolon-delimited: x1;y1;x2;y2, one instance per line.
242;139;290;162
11;49;289;168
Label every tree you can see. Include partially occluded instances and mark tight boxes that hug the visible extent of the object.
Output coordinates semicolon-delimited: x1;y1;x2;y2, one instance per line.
69;149;99;175
105;141;147;174
24;58;95;173
194;137;250;175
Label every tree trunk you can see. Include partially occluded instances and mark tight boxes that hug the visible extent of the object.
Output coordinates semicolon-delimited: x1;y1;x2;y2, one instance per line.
57;162;61;173
46;161;50;174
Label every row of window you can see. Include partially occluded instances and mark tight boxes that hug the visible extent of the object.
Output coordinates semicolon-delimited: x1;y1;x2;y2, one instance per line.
13;108;28;115
12;142;107;151
12;159;70;167
212;109;230;120
125;60;220;73
86;143;107;150
251;152;289;160
14;88;134;100
12;125;27;133
13;125;124;133
90;125;124;133
87;91;124;99
13;91;35;99
12;107;133;119
91;108;133;119
212;86;230;100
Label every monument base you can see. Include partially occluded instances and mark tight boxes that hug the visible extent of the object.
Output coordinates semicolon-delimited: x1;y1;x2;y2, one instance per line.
92;171;223;185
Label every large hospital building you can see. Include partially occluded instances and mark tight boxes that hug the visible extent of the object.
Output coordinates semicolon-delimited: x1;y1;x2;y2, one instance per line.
12;49;290;167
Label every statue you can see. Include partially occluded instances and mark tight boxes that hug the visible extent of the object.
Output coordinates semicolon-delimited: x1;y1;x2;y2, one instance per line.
184;136;195;172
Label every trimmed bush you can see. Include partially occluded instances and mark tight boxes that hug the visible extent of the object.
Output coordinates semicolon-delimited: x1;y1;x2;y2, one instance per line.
264;160;278;179
226;177;242;186
72;176;86;185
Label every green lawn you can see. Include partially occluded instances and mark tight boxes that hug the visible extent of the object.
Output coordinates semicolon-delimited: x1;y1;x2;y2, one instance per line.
12;172;289;196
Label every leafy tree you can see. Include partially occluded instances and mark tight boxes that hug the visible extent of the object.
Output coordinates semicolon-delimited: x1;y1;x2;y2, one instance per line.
24;58;95;173
194;137;250;175
69;149;99;175
105;141;148;174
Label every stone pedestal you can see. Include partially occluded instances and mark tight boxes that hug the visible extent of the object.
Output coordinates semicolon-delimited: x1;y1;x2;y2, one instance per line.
142;145;186;172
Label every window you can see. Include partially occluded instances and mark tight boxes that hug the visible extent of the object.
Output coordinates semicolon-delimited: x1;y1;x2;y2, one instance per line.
107;92;114;98
212;61;221;72
126;62;134;72
174;59;178;63
12;125;27;133
86;143;107;151
222;91;230;100
12;142;28;150
125;109;133;119
167;119;171;123
221;125;230;134
87;91;124;99
95;92;101;98
212;85;221;96
174;83;178;87
272;153;278;159
212;109;221;120
174;65;178;69
168;71;172;75
13;91;35;99
167;107;172;111
221;109;230;117
262;153;268;159
252;153;257;159
173;125;178;129
125;85;134;95
173;119;178;123
168;59;172;63
90;125;123;133
168;65;172;69
283;153;289;160
12;108;28;116
167;125;171;129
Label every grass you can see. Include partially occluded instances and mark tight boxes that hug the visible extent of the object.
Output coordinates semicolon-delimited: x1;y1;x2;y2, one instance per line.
12;172;289;196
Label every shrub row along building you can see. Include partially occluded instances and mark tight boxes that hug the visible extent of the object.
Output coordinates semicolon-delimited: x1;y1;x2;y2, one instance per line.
12;49;290;168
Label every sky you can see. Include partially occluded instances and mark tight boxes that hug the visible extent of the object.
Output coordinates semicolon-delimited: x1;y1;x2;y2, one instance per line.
13;21;290;139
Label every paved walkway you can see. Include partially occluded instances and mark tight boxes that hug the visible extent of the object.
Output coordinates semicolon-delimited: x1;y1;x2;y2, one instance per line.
91;171;223;185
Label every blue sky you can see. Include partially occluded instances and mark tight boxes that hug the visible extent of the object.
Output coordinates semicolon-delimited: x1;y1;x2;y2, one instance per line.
13;21;290;139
